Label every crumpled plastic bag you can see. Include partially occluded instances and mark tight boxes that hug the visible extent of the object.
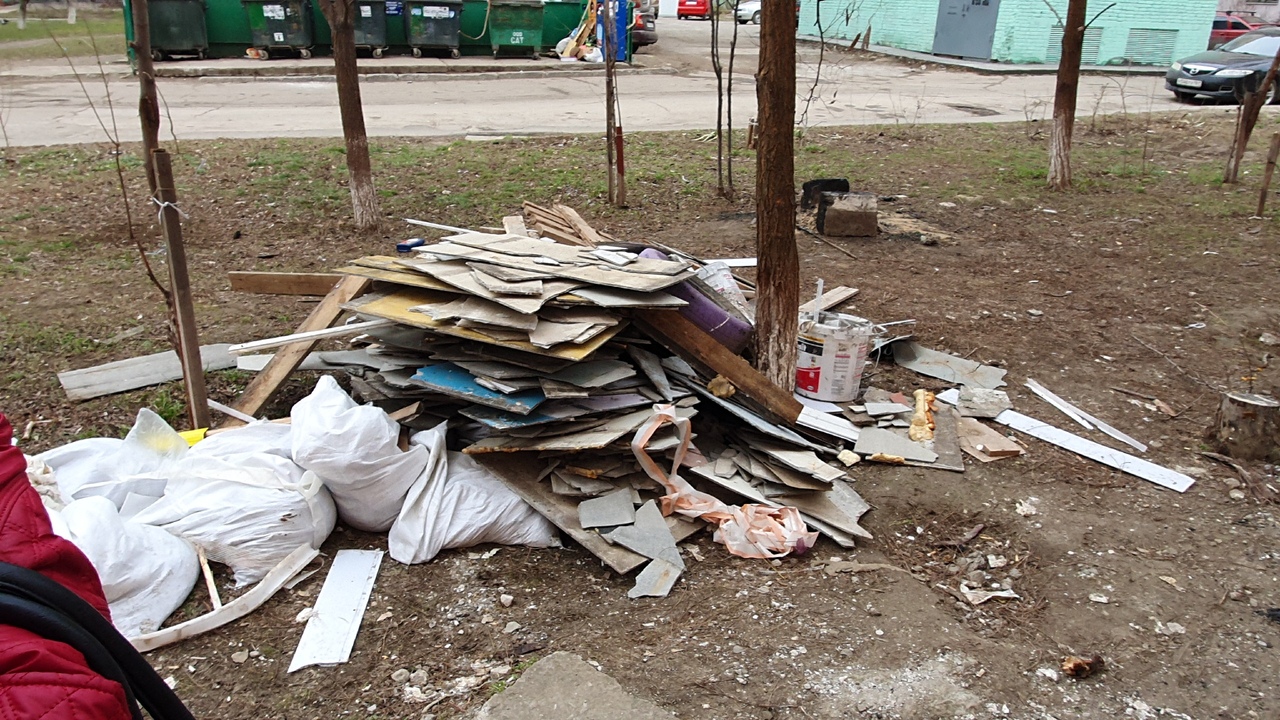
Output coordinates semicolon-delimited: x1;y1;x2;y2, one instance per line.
24;454;63;512
131;445;336;587
291;376;428;532
37;408;187;508
632;405;816;558
388;422;559;565
54;496;199;638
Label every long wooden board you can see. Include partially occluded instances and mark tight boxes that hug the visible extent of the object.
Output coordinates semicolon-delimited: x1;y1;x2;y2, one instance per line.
228;271;343;296
58;344;236;401
635;310;803;424
228;275;371;422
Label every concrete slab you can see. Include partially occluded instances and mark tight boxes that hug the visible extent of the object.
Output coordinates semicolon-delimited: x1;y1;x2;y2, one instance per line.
578;488;636;529
476;652;674;720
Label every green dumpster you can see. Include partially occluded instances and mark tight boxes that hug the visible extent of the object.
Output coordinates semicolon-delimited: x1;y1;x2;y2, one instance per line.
243;0;315;59
354;0;389;57
405;0;463;58
489;0;544;58
149;0;209;60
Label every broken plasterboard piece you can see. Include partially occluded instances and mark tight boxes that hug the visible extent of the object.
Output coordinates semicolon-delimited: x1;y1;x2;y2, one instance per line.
956;387;1012;418
628;558;683;599
411;363;546;414
578;488;637;529
1025;378;1147;453
864;402;913;417
604;500;684;569
994;410;1191;492
568;286;688;308
548;359;637;388
287;549;383;673
891;341;1007;389
627;345;675;402
796;406;860;442
853;427;938;463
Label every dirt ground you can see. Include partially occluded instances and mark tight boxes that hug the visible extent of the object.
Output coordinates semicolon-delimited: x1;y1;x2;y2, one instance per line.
3;110;1280;719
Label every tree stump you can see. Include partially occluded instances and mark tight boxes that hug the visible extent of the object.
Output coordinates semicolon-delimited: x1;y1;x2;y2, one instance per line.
1213;392;1280;461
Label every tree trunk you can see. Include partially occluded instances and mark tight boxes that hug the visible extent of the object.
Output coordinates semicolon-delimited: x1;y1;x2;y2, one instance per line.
320;0;380;231
753;0;799;390
1213;392;1280;462
710;0;724;196
67;0;77;24
131;0;161;194
603;0;625;207
1224;46;1280;184
1047;0;1087;191
18;0;27;30
725;0;739;197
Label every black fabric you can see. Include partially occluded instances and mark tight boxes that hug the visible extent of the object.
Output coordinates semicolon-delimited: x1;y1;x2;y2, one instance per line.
0;562;194;720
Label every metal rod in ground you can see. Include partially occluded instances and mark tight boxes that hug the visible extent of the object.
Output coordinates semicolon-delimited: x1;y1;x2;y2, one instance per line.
153;148;211;431
1258;132;1280;217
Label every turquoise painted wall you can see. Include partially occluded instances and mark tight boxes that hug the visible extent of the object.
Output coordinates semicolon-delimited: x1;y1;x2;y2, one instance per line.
799;0;1218;65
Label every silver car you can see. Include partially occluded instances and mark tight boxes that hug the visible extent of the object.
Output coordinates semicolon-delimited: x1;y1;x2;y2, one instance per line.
735;0;762;25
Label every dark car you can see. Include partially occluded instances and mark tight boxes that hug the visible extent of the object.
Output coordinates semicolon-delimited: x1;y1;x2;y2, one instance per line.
1166;28;1280;104
632;4;658;53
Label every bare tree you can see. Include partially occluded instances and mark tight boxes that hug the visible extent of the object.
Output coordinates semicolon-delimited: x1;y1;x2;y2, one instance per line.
1047;0;1087;190
604;0;625;206
753;0;799;389
710;0;725;195
1224;45;1280;184
724;0;740;197
320;0;381;230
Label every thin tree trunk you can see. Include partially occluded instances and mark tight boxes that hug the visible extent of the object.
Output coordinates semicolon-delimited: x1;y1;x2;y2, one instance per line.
726;0;739;198
1224;46;1280;184
604;0;624;207
131;0;161;194
753;0;799;389
67;0;77;24
1048;0;1087;191
710;0;724;195
18;0;26;30
320;0;380;230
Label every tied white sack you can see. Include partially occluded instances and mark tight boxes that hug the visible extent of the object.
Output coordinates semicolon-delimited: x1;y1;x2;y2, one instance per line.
132;424;337;586
36;408;186;508
52;496;199;638
388;422;559;565
291;376;428;532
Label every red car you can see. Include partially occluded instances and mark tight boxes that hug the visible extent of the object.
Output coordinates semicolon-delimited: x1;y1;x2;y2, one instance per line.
677;0;710;20
1211;13;1273;49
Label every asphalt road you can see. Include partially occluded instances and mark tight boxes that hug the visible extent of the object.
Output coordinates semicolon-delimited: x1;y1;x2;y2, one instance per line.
0;18;1200;147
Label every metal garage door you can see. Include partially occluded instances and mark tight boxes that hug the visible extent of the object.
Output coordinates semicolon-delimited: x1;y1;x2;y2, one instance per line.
932;0;1002;61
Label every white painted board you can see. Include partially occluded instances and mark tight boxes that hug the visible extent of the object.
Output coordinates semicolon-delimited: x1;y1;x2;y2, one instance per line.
287;549;384;673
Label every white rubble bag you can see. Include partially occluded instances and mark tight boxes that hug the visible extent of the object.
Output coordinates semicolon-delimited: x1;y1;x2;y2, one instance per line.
290;375;428;532
54;496;200;638
388;422;559;565
132;434;337;587
36;408;187;508
24;455;63;512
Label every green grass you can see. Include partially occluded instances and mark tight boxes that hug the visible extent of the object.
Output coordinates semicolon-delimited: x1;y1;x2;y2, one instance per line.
0;321;95;356
149;388;186;427
0;9;127;61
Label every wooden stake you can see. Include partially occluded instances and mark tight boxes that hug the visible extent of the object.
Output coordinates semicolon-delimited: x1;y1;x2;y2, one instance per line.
1258;132;1280;216
753;0;800;390
197;546;223;610
153;149;211;431
1225;46;1280;184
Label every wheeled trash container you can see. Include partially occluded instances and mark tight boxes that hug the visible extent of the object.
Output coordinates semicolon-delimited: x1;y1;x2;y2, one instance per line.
242;0;314;59
405;0;463;58
149;0;210;60
354;0;389;58
489;0;544;58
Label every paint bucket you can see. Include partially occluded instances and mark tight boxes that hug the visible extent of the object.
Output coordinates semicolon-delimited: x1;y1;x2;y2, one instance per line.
795;312;874;403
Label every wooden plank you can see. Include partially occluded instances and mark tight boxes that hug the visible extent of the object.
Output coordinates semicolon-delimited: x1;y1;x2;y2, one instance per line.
553;204;606;246
635;310;803;424
58;344;237;401
478;454;648;574
957;415;1024;458
994;410;1193;492
229;275;371;422
228;271;343;296
502;215;531;237
799;286;860;314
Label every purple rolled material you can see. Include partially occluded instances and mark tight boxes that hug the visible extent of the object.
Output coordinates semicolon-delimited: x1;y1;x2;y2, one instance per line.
639;249;754;354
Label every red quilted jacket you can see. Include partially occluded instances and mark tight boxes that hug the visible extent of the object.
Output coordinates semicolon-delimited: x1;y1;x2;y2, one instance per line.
0;413;132;720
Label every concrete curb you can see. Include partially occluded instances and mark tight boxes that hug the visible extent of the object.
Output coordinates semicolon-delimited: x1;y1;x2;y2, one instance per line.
0;61;676;82
797;35;1167;76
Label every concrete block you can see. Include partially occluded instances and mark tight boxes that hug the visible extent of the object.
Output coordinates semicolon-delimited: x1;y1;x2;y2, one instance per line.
801;178;851;209
476;652;674;720
817;192;879;237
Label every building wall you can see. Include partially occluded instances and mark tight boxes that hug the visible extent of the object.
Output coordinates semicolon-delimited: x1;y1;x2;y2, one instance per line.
1218;0;1280;23
799;0;1219;65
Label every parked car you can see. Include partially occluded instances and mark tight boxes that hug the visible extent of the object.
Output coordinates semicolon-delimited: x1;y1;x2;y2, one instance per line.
1210;12;1272;49
677;0;710;20
1166;28;1280;104
735;0;761;25
632;6;658;53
